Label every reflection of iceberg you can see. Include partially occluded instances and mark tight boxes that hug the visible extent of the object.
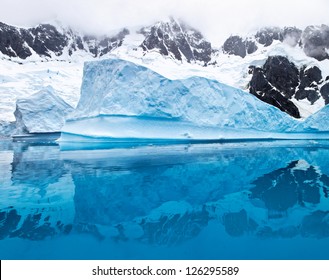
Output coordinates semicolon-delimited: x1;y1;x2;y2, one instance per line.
68;143;302;225
2;142;329;258
0;143;76;242
11;143;67;198
66;144;329;245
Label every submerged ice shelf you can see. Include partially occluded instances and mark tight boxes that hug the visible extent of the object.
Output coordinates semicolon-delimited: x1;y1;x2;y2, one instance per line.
60;115;265;142
59;115;329;144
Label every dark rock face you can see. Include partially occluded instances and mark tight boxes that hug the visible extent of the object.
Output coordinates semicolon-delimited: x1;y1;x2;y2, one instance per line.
0;22;32;59
83;28;129;57
320;83;329;104
302;25;329;61
255;26;302;47
223;25;323;62
263;56;299;98
140;18;212;64
248;56;301;118
223;35;257;58
0;21;129;59
248;56;327;118
255;27;283;46
29;24;69;57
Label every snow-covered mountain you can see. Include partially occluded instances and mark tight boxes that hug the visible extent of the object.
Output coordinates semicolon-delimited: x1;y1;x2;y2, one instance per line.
0;21;129;59
140;17;212;65
1;18;329;137
222;25;329;118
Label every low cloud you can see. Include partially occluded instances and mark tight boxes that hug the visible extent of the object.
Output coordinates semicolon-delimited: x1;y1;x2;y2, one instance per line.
0;0;328;44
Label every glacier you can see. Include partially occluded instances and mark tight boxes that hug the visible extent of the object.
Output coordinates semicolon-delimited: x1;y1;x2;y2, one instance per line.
60;58;304;143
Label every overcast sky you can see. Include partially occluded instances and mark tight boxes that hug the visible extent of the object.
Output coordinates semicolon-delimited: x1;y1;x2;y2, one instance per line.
1;0;328;44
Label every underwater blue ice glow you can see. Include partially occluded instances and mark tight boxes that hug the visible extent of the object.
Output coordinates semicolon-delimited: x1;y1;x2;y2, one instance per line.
1;140;329;260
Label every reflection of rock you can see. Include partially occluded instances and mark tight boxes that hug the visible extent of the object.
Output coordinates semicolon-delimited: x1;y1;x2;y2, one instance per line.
0;208;21;239
0;207;72;241
250;160;327;215
256;225;299;239
301;211;329;238
255;211;329;239
137;205;209;245
222;209;257;237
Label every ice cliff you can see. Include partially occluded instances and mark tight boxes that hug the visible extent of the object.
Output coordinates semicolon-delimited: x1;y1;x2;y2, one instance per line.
61;59;299;141
15;86;73;134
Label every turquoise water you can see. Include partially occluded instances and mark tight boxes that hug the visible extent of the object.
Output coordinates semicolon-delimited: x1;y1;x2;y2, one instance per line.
1;140;329;259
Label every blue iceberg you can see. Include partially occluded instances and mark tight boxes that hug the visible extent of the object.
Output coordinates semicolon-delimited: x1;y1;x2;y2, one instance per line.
60;58;318;143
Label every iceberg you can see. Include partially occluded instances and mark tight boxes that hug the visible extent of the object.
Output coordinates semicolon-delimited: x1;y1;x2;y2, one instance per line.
60;58;302;142
294;105;329;132
14;86;73;134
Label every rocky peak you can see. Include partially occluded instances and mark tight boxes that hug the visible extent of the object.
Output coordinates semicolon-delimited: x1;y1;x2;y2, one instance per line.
0;22;33;59
223;25;329;61
222;35;257;58
302;24;329;61
83;28;129;57
28;24;69;57
255;27;284;46
140;18;212;64
222;26;302;58
0;21;129;60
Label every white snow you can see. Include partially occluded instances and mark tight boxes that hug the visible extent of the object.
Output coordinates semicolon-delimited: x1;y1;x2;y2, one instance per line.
0;57;83;122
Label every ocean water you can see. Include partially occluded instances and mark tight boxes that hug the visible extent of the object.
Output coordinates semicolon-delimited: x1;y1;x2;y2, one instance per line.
1;140;329;260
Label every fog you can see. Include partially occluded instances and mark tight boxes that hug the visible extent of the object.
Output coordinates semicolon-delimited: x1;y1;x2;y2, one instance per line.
1;0;328;44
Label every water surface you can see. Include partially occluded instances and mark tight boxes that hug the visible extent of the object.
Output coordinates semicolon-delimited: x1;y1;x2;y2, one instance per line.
1;140;329;259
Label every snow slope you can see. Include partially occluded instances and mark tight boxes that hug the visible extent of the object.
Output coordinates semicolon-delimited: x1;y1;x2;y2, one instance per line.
0;58;83;122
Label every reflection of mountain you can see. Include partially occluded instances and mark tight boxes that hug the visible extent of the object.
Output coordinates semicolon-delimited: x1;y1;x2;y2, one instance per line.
222;209;258;237
211;159;329;239
2;143;329;248
251;160;329;214
0;142;76;242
